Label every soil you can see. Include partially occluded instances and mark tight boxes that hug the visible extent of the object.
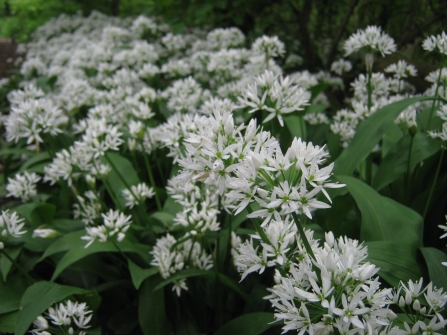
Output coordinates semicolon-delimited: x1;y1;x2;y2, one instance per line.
0;38;19;78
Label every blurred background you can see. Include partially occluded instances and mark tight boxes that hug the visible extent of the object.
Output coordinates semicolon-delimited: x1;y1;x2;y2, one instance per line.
1;0;447;78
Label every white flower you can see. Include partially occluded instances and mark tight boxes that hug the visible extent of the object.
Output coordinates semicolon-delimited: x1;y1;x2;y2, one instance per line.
344;26;396;56
0;210;27;246
331;59;353;76
422;32;447;55
6;171;41;202
251;35;285;59
122;183;155;209
81;210;132;248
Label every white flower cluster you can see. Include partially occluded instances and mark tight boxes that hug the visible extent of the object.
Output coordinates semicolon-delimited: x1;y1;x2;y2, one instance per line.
6;171;41;202
423;32;447;55
0;210;26;249
238;70;311;126
344;25;396;56
73;191;102;225
331;59;352;76
392;278;447;335
439;217;447;266
122;183;155;209
428;105;447;142
30;300;92;335
240;231;397;335
81;209;132;248
150;233;213;296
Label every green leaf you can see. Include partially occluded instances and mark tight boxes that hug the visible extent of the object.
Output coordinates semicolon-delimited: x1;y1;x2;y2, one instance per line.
13;202;56;228
373;132;439;190
128;259;158;290
139;275;171;335
420;247;447;290
306;104;328;114
50;237;151;281
1;247;22;281
213;312;278;335
365;241;423;287
38;230;85;262
103;152;141;209
283;115;306;140
18;152;51;173
0;148;33;157
217;273;250;302
153;269;213;291
0;276;28;314
0;311;18;333
337;176;423;248
333;96;434;176
15;281;89;335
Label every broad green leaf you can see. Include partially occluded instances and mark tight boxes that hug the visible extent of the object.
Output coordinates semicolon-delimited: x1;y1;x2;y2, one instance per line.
365;241;423;288
333;96;434;176
337;176;423;248
103;152;141;209
420;247;447;290
149;211;179;232
13;202;56;228
0;148;33;157
0;311;17;333
306;104;328;114
153;269;213;291
139;275;171;335
283;115;306;140
213;312;278;335
1;247;22;281
0;276;28;314
38;230;85;262
373;132;439;190
128;259;158;290
217;273;250;302
163;195;183;214
309;83;338;101
15;281;90;335
381;123;403;158
51;237;151;281
19;152;51;173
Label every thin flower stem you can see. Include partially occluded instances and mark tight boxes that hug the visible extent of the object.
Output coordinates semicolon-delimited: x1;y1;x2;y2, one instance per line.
142;150;162;211
94;164;123;211
367;71;373;112
245;206;288;277
299;116;305;141
154;154;166;185
1;249;35;284
426;69;442;130
104;153;139;201
366;153;372;185
405;134;415;204
423;148;445;219
291;212;316;262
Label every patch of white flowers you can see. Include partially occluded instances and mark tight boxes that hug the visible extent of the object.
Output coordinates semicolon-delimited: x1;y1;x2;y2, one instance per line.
30;300;92;335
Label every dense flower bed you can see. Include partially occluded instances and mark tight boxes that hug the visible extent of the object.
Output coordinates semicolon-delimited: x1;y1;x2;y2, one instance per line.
0;11;447;335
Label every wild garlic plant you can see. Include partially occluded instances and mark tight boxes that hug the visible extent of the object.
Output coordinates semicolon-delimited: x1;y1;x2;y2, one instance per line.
0;11;446;335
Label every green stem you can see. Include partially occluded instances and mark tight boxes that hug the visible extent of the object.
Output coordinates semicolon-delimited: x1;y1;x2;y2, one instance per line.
94;164;123;211
291;213;316;262
105;153;139;201
367;71;372;112
291;212;321;280
246;205;287;277
154;153;166;185
1;249;35;284
423;148;445;219
366;154;373;185
142;151;162;211
426;69;442;130
405;135;415;204
299;116;306;141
